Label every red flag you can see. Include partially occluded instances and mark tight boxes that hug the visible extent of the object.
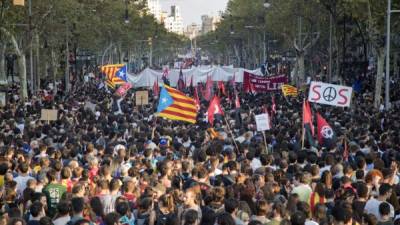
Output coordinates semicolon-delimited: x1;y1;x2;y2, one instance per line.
302;100;315;147
235;92;240;109
262;105;268;113
177;69;185;91
230;73;236;88
162;67;169;79
116;82;133;97
218;81;226;96
303;100;314;135
194;86;200;110
316;113;336;147
153;79;159;97
343;138;349;161
247;80;255;94
272;96;276;114
207;95;224;125
204;75;213;101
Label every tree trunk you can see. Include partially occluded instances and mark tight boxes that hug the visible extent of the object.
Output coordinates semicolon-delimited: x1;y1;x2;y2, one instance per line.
374;48;385;109
297;52;305;85
1;28;28;100
233;44;240;67
18;54;28;99
50;48;58;93
0;43;6;82
394;52;398;78
35;33;40;91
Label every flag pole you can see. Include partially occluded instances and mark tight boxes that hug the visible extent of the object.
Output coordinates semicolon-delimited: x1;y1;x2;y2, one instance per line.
262;130;269;154
224;116;240;155
301;99;305;149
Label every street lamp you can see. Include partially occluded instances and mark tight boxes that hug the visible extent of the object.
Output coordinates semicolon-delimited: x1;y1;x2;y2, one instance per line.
385;0;400;109
124;0;129;24
263;0;271;9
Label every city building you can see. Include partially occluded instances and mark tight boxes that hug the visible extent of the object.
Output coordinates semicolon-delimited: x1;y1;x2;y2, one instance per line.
201;14;221;35
147;0;162;22
184;23;200;39
163;5;184;35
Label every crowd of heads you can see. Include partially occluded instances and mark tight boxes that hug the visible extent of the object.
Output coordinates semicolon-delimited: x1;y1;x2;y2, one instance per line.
0;72;399;225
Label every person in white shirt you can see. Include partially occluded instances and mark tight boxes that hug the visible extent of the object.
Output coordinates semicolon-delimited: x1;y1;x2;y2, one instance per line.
14;162;34;197
364;183;394;221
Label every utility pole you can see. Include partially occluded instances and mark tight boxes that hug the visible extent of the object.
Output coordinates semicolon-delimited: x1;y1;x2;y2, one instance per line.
328;14;333;82
28;0;34;93
385;0;391;109
263;30;266;64
65;22;70;92
149;38;153;68
385;0;400;109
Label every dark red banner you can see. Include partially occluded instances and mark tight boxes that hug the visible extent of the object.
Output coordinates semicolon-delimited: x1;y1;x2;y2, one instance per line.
243;72;288;93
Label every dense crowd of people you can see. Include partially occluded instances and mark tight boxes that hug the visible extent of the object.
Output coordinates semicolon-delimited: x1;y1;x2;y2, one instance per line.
0;71;400;225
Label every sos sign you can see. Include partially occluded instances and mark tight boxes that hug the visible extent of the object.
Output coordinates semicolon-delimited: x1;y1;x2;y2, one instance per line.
308;81;352;107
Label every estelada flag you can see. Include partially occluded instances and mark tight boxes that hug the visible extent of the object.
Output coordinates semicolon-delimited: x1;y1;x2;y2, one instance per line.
101;64;127;88
156;85;197;124
303;100;315;147
317;113;336;148
281;84;298;97
207;95;224;126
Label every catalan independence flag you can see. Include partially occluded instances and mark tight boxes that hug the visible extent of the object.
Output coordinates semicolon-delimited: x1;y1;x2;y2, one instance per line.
281;84;298;97
101;64;127;88
156;85;197;123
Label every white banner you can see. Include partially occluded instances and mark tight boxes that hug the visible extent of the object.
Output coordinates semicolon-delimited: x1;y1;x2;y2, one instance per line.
308;81;352;107
255;113;271;131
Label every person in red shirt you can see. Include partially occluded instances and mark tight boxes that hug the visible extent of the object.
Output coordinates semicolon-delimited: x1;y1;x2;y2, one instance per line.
60;167;74;192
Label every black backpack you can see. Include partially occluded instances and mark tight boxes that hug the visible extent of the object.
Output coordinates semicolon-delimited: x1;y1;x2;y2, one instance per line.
156;211;177;225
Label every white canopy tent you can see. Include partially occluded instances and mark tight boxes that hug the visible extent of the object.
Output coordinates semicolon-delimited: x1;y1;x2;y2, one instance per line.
126;66;263;88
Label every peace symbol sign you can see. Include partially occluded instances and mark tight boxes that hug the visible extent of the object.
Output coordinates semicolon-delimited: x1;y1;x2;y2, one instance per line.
323;87;337;102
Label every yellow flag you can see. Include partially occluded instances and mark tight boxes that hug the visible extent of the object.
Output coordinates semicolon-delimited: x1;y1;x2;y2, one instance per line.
281;84;298;97
13;0;25;6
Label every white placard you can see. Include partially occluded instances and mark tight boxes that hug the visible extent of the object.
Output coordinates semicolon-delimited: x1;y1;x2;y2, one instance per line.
0;92;5;106
255;113;270;131
308;81;352;107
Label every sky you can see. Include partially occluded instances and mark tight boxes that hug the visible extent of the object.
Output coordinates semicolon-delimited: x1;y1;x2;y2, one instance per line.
160;0;229;27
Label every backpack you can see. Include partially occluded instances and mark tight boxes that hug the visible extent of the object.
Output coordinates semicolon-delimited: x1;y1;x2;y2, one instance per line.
156;211;176;225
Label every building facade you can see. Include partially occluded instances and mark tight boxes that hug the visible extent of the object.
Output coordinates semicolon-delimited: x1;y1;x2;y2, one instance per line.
147;0;162;22
201;14;221;35
184;23;200;39
163;5;184;35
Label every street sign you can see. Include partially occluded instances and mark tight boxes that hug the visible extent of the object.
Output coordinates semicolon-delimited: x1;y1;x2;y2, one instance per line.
308;81;352;107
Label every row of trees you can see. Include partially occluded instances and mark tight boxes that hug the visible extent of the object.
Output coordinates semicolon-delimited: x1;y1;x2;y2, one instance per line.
198;0;400;107
0;0;185;99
